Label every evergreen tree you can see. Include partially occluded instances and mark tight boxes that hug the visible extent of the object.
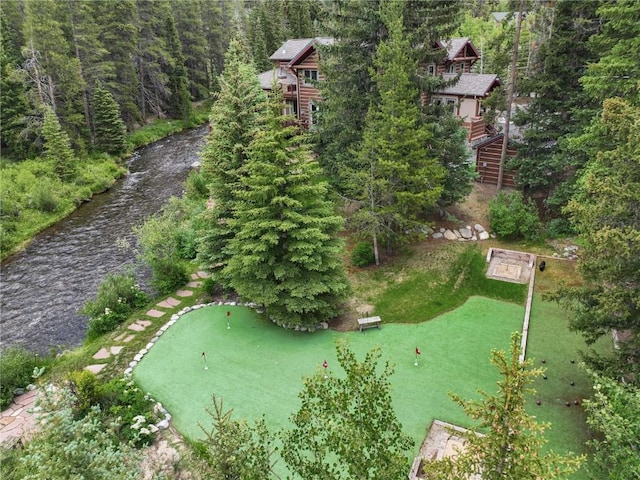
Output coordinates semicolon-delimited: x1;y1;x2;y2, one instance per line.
134;0;171;119
512;0;601;214
581;0;640;106
22;0;87;145
551;98;640;384
283;0;315;39
95;0;140;128
223;93;350;327
316;0;384;193
353;0;445;263
42;106;76;182
0;8;34;160
201;0;233;86
282;341;413;479
92;81;127;155
247;0;287;72
197;38;268;288
164;13;192;121
422;333;583;479
172;0;210;99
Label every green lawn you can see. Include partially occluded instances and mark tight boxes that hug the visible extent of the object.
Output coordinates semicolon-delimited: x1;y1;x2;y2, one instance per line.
134;297;523;464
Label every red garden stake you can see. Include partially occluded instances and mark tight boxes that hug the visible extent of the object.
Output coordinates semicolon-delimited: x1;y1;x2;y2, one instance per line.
323;360;328;378
415;347;421;366
226;310;231;329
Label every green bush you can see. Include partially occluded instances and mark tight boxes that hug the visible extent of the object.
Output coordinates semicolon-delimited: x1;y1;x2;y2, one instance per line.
351;241;375;267
185;170;209;199
82;270;148;340
99;377;157;448
546;217;575;238
149;258;189;294
0;346;43;410
488;191;541;240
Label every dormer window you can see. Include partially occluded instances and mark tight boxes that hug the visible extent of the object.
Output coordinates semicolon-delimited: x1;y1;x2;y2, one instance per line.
277;66;287;78
303;69;318;85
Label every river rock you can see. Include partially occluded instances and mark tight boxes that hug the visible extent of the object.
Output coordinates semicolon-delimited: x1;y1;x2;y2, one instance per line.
479;231;490;240
474;224;485;232
432;232;443;239
459;227;472;239
443;230;457;240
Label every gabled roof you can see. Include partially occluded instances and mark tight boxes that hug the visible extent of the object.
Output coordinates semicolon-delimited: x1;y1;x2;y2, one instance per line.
269;37;333;62
287;37;334;67
436;38;480;61
257;69;296;90
439;73;501;97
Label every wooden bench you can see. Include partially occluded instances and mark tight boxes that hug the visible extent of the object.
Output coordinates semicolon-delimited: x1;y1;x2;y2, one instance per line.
357;316;381;332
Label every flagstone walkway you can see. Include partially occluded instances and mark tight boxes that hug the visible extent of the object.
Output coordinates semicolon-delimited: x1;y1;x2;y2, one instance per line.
0;271;210;446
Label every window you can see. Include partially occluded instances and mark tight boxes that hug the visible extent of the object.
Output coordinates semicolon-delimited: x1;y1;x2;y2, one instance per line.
446;63;456;74
277;66;287;78
446;98;457;113
283;100;296;116
309;102;319;128
427;63;436;76
303;69;318;85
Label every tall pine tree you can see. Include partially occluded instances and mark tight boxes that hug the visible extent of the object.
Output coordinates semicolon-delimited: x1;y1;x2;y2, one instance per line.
92;81;127;155
354;0;445;263
164;13;191;121
42;106;76;182
223;93;350;327
197;38;268;288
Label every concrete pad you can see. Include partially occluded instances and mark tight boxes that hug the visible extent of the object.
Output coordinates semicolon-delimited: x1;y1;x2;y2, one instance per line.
186;281;202;288
146;309;166;318
137;320;152;327
128;323;146;331
197;271;210;278
110;346;124;355
115;333;127;341
123;334;136;342
190;273;199;280
93;347;111;360
84;364;107;374
176;290;194;297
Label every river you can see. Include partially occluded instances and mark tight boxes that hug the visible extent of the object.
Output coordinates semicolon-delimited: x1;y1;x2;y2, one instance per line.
0;125;207;354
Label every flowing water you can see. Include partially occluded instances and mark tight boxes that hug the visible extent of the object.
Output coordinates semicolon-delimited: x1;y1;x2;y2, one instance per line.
0;125;207;354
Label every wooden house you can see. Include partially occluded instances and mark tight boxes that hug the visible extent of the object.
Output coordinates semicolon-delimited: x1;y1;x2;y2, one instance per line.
472;133;517;187
259;37;501;141
427;38;502;141
258;37;333;129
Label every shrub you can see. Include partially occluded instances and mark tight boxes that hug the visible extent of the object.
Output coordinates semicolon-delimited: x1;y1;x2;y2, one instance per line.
351;241;375;267
82;270;148;340
99;377;157;448
546;217;575;238
29;184;59;213
489;191;541;240
148;258;189;294
0;346;43;410
185;170;209;199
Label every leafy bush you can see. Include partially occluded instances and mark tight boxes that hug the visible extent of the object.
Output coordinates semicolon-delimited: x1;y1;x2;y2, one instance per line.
489;191;541;240
149;257;189;294
185;170;209;199
99;377;157;448
0;346;44;410
82;270;147;340
351;241;375;267
546;217;575;238
29;184;59;213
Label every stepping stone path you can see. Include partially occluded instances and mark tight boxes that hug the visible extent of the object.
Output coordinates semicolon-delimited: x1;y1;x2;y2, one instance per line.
430;223;494;242
1;271;208;447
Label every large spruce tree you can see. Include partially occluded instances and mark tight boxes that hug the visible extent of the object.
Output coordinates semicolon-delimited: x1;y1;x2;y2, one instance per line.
164;13;192;121
196;38;267;288
223;93;349;327
354;0;445;263
512;0;600;214
42;106;76;182
92;81;127;155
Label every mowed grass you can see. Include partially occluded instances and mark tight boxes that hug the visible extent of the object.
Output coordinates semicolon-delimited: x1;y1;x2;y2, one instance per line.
134;297;523;463
353;244;527;324
526;258;612;479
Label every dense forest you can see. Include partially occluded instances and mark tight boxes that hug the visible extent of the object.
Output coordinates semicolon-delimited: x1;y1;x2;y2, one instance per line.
1;0;639;478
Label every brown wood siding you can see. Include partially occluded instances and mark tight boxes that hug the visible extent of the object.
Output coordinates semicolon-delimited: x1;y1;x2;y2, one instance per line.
463;117;485;140
295;53;323;127
476;140;517;187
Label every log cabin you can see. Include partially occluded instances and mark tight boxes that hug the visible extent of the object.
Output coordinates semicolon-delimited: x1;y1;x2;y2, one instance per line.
259;37;501;142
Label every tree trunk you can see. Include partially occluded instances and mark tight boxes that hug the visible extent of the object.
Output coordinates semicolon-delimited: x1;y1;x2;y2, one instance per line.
372;232;380;266
497;0;526;191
